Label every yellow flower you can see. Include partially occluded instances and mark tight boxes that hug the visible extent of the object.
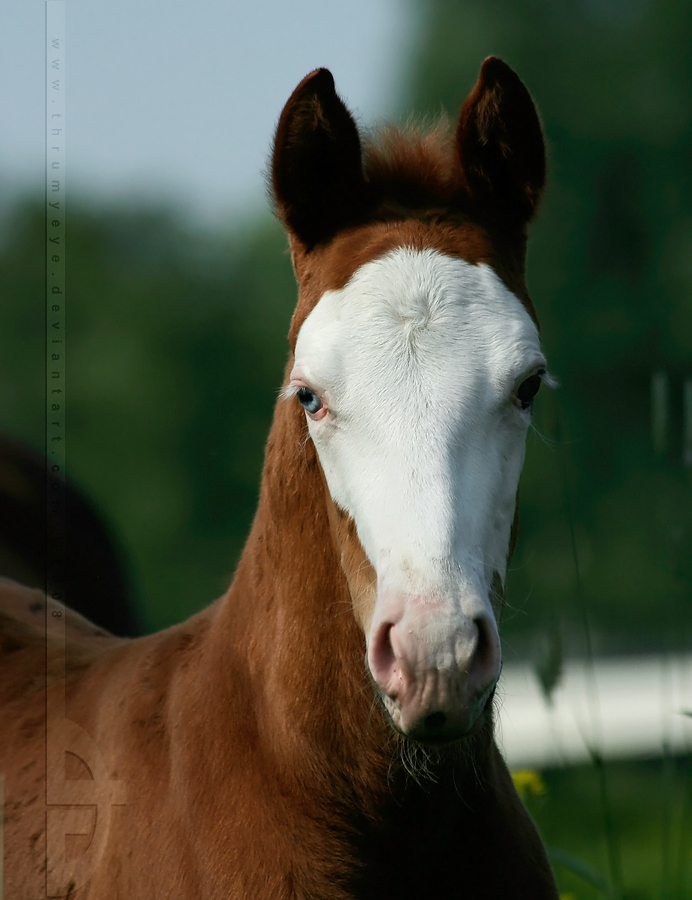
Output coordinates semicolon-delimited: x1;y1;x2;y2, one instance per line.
511;769;547;799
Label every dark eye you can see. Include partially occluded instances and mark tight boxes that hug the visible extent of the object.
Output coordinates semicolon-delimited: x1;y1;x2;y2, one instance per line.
515;369;545;411
296;387;323;415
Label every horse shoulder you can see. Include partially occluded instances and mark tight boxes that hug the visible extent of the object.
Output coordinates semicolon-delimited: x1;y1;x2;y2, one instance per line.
1;579;228;898
0;576;119;695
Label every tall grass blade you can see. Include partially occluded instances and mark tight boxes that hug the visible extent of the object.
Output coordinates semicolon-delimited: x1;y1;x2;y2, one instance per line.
554;399;624;899
548;846;609;893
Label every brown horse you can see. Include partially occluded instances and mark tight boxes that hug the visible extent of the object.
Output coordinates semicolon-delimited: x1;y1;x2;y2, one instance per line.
0;58;559;898
0;434;139;637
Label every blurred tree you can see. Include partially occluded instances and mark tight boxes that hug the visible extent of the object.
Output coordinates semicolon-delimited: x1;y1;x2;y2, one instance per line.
0;200;295;629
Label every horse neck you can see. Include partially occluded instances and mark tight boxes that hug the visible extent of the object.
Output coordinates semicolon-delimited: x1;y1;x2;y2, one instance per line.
209;379;393;796
179;359;516;897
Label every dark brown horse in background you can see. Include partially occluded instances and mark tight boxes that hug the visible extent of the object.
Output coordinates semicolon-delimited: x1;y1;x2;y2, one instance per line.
0;58;558;898
0;434;138;636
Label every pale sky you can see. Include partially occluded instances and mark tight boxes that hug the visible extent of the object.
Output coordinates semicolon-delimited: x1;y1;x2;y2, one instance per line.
1;0;417;225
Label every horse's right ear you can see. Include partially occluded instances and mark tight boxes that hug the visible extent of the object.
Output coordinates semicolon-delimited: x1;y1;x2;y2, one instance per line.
271;69;367;250
455;57;546;227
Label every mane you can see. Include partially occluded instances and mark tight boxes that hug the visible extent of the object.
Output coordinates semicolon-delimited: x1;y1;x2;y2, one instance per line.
361;116;462;220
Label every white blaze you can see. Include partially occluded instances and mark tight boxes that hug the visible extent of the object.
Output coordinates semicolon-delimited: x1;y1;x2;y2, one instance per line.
292;247;547;736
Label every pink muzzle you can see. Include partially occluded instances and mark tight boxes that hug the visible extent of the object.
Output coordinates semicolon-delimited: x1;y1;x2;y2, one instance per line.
367;596;501;742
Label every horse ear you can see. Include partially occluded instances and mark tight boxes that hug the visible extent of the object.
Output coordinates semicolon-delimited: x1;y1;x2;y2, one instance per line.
455;57;545;226
272;68;367;249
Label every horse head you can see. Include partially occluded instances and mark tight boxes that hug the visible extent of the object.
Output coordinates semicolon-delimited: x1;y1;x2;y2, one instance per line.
272;59;550;745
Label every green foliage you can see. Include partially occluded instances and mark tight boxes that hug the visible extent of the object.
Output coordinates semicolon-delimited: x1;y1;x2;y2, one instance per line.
0;200;295;629
525;757;692;899
405;0;692;654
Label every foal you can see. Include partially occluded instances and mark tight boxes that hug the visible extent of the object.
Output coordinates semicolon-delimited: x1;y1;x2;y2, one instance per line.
0;58;558;898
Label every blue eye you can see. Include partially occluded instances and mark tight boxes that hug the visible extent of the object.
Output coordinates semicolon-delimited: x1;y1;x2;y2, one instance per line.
296;387;323;415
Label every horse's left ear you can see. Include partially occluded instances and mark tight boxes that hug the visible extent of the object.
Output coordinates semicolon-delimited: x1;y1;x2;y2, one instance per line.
272;68;368;250
455;57;545;226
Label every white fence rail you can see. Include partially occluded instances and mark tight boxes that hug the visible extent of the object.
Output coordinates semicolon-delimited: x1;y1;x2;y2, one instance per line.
497;655;692;769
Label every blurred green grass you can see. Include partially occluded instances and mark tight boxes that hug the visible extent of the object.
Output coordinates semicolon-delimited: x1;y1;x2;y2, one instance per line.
523;757;692;899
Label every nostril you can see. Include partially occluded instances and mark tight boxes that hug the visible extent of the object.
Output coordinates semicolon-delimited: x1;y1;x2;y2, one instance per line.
475;615;490;659
468;614;500;691
424;711;447;733
368;621;397;688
